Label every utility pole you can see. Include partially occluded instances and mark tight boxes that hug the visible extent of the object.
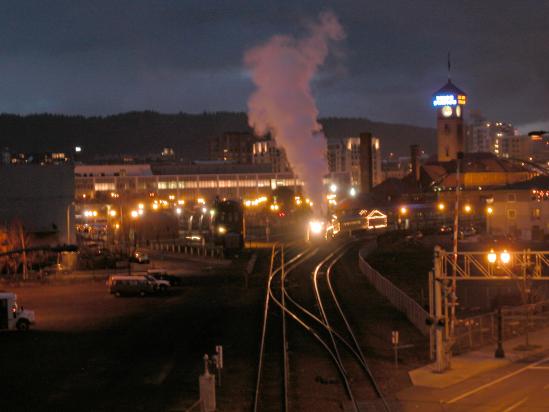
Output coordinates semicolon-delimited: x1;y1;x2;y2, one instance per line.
434;246;448;372
450;151;463;358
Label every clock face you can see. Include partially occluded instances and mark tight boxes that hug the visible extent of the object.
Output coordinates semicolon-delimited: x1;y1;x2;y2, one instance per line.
442;105;453;117
456;105;461;117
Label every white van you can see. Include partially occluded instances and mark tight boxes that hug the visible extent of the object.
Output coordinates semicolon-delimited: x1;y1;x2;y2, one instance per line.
0;292;36;331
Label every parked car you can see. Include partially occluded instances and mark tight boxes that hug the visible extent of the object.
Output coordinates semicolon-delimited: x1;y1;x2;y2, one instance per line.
146;269;182;286
130;251;150;264
460;226;477;238
144;275;171;291
439;225;453;234
107;275;155;297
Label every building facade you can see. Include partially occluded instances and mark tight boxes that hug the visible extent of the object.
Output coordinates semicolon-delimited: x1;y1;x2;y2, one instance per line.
326;135;382;188
208;132;255;164
487;177;549;241
252;139;291;173
433;80;467;161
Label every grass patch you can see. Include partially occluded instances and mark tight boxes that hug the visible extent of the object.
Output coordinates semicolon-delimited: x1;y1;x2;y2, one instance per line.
367;236;433;304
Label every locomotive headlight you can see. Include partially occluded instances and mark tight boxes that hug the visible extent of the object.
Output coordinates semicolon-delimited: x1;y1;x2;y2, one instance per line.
309;220;324;235
218;226;227;235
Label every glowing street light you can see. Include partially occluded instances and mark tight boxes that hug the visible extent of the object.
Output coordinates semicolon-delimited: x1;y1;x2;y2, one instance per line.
463;204;472;213
486;206;494;215
487;249;497;264
329;183;338;193
152;203;159;210
130;210;139;219
175;207;182;215
109;209;117;217
138;209;144;216
349;187;357;197
500;250;511;265
437;202;445;211
399;206;408;215
138;203;144;210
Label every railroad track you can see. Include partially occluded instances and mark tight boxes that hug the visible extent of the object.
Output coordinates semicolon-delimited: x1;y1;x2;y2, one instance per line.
253;239;390;412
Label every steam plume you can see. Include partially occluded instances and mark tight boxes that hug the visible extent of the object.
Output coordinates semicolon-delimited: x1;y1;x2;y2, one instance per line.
244;12;345;212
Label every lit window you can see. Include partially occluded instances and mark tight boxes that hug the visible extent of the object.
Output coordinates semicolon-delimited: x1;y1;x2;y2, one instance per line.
94;183;116;191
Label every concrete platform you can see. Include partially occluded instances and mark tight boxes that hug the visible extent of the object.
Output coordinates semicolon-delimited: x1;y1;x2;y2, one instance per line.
409;326;549;388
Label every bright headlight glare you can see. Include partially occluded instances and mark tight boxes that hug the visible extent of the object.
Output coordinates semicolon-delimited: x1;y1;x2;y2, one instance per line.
309;220;323;234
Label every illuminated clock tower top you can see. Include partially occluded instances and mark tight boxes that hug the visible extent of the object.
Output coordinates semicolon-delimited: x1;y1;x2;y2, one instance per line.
433;79;467;162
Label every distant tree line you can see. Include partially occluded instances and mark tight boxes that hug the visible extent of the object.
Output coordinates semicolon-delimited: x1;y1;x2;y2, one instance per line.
0;111;435;160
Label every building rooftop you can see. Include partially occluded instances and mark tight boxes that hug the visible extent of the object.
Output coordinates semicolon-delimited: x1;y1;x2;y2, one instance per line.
433;79;467;97
499;175;549;190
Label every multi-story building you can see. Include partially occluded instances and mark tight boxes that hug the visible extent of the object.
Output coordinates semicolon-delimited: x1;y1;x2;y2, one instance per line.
466;112;518;156
208;132;255;164
326;135;382;188
74;163;302;202
326;138;347;174
487;176;549;241
252;139;291;173
499;134;532;160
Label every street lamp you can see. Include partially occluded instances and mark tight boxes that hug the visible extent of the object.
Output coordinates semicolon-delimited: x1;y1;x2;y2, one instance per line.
437;202;445;211
500;250;511;265
463;204;472;213
487;249;497;264
329;183;338;193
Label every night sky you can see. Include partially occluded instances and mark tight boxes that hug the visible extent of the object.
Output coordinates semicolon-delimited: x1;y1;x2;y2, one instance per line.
1;1;548;132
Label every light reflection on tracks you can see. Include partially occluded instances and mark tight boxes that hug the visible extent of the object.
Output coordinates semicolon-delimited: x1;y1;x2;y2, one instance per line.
253;238;390;412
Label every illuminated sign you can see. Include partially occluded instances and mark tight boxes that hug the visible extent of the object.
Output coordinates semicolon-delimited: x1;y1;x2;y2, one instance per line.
433;94;457;107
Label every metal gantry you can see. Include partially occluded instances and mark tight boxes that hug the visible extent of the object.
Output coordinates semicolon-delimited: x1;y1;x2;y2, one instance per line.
430;247;549;372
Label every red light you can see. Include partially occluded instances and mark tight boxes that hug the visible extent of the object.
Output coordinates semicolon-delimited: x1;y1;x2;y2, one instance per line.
278;212;286;217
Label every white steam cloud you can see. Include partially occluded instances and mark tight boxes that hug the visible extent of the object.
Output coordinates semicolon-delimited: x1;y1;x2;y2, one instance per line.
244;12;345;212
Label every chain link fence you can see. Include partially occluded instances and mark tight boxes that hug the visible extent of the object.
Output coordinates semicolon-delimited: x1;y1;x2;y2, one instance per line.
453;300;549;354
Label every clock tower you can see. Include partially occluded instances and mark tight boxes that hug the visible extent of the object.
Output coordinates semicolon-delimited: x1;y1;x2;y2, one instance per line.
432;79;467;161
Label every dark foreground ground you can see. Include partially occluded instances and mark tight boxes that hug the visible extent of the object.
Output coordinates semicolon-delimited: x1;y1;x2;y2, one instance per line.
0;258;263;412
0;244;429;412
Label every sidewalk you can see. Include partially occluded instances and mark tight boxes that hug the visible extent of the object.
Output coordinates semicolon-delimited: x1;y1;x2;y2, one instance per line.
409;326;549;388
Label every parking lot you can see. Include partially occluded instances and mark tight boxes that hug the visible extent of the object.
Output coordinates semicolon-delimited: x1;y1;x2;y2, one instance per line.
0;256;261;412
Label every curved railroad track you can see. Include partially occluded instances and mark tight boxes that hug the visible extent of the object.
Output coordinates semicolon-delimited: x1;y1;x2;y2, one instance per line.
253;238;390;412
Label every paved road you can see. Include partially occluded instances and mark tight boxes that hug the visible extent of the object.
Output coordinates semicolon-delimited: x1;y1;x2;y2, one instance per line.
399;354;549;411
0;257;260;412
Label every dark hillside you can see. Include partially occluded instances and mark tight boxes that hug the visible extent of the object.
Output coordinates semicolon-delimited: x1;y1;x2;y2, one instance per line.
0;111;435;159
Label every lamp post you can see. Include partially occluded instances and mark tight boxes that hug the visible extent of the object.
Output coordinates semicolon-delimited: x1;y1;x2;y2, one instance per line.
487;248;512;357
